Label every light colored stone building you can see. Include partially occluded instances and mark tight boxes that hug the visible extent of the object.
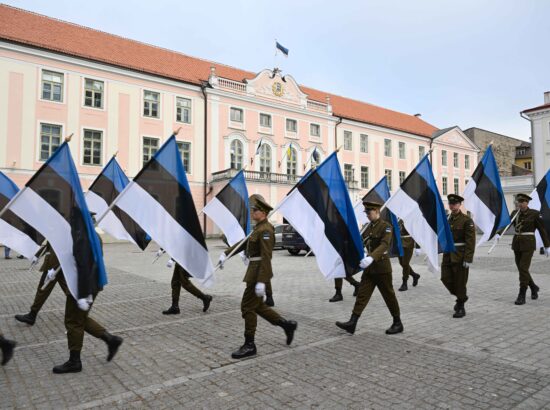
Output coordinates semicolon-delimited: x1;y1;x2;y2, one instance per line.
521;92;550;185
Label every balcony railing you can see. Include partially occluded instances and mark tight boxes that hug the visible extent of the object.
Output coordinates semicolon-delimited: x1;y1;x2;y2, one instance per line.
218;78;247;93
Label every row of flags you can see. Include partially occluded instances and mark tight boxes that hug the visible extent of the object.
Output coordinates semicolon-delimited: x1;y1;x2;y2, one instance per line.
1;138;550;307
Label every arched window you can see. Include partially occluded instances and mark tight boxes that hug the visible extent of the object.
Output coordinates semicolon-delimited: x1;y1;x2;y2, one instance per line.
259;144;271;173
230;139;243;170
286;147;297;176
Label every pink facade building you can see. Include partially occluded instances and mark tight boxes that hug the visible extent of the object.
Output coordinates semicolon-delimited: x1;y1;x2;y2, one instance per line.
0;5;479;235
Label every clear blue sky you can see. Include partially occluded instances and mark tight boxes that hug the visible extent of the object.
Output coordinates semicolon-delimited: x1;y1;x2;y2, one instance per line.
7;0;550;141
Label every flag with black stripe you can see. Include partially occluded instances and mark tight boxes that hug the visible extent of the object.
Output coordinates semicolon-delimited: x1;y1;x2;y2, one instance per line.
463;146;510;246
0;171;44;259
385;154;454;272
203;169;250;246
277;152;364;279
86;157;150;250
7;143;107;307
529;169;550;249
112;135;214;283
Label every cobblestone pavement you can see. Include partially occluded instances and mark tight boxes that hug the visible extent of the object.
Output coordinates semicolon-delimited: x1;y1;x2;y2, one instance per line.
2;237;550;409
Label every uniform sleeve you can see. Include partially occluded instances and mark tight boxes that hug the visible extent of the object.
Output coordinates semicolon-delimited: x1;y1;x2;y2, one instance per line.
224;237;248;256
256;229;274;283
463;218;476;263
370;224;392;261
534;212;550;247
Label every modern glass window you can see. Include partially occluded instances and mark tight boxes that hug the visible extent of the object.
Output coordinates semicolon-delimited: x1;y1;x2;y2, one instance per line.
465;154;470;169
39;123;62;161
344;131;352;150
286;118;297;132
384;139;392;157
82;129;102;166
142;137;159;165
177;141;191;173
259;144;271;173
454;178;459;194
259;113;272;128
453;152;459;168
230;107;244;123
360;134;368;153
361;166;369;189
344;164;353;182
310;123;320;137
287;147;297;176
176;97;191;123
84;79;103;108
143;90;160;118
399;142;406;159
399;171;406;185
41;70;64;102
385;169;393;190
230;139;243;170
442;150;448;166
419;146;426;160
442;176;448;195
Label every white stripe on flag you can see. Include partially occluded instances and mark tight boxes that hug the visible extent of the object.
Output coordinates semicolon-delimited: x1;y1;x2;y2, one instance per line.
85;190;138;246
115;183;213;281
203;196;246;247
278;189;346;279
463;180;496;247
9;188;79;298
529;188;544;249
353;199;367;228
386;188;440;273
0;218;40;259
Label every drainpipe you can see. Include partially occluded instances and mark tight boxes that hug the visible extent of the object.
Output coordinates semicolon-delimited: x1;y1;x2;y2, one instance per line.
520;111;535;183
334;116;342;150
201;83;208;237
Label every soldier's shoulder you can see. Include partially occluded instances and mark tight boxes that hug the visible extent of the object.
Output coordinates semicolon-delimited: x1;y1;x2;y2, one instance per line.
380;220;392;233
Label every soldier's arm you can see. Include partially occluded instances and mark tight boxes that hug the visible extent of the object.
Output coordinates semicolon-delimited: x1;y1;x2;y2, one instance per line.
369;225;392;261
224;237;248;257
463;219;476;263
256;230;274;283
534;212;550;247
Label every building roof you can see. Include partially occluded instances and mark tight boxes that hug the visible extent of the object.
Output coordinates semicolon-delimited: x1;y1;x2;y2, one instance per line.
0;4;438;138
522;103;550;114
431;126;459;139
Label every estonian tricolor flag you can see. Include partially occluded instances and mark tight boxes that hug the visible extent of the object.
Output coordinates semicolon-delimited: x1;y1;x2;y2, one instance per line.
276;41;289;57
112;135;214;282
86;157;150;250
463;146;510;246
362;176;404;257
203;169;251;246
6;142;107;307
385;155;454;272
278;152;364;279
0;171;44;259
529;169;550;249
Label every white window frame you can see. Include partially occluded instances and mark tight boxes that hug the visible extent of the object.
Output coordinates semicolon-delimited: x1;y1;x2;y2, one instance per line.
398;142;406;159
360;166;369;189
39;68;65;104
286;118;298;133
360;134;368;153
465;154;470;169
175;96;192;124
419;145;426;161
230;139;244;170
259;143;272;174
142;89;161;119
343;130;353;151
384;139;392;157
81;128;104;167
453;178;459;194
442;150;448;166
142;136;160;166
453;152;459;168
259;112;272;129
38;121;64;162
83;77;105;110
399;171;406;185
442;176;448;195
385;169;393;190
310;123;321;138
286;146;298;176
229;106;245;130
344;163;354;182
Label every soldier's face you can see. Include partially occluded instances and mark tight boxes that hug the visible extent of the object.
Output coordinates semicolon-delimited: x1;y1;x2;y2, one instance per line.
517;200;529;211
448;202;461;213
366;209;380;222
250;208;266;222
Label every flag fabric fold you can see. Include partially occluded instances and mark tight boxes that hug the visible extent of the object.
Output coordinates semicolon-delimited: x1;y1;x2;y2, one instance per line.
385;155;454;272
86;157;150;250
7;142;107;305
0;171;43;259
203;169;250;246
276;41;289;57
529;169;550;249
463;146;510;246
277;152;364;279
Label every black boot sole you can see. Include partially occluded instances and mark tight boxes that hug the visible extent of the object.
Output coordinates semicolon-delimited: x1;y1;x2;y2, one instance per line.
385;325;404;334
231;348;257;359
202;295;213;312
14;315;36;326
335;322;356;334
53;363;82;374
329;295;343;302
107;337;123;362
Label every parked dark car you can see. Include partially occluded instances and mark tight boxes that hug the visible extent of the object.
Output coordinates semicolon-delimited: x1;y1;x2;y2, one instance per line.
274;223;287;249
282;224;310;255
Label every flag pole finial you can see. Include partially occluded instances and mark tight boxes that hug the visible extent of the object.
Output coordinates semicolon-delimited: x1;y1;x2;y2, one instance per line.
335;145;343;153
113;150;118;158
64;133;74;142
173;127;182;136
488;140;494;146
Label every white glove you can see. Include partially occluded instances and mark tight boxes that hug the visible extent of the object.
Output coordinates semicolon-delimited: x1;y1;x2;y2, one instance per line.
414;248;423;257
255;282;266;297
240;253;249;266
77;295;93;311
545;247;550;257
359;256;374;269
218;253;227;269
45;268;57;283
166;258;174;268
156;249;164;258
463;261;470;269
494;234;501;241
31;256;38;265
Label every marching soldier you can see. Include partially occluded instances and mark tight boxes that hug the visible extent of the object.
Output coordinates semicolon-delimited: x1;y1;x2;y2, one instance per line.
441;194;475;318
397;219;420;291
336;200;403;335
509;193;550;305
162;263;213;314
219;195;297;359
329;277;359;302
0;332;16;366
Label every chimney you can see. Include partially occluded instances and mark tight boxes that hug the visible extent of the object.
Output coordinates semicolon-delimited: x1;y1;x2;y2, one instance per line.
544;91;550;105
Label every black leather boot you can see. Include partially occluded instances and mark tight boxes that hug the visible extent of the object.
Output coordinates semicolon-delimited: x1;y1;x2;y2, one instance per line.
265;295;274;307
329;289;343;302
352;284;359;297
53;350;82;374
529;281;539;300
100;331;123;362
162;305;180;315
453;302;466;318
231;336;257;359
398;279;408;292
14;311;37;325
385;316;404;334
336;313;359;334
279;319;298;345
0;336;16;366
411;271;420;287
202;295;213;312
515;287;527;305
453;299;459;312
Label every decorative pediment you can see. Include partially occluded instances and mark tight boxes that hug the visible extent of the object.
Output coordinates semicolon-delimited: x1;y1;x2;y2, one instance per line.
245;68;308;107
433;127;479;151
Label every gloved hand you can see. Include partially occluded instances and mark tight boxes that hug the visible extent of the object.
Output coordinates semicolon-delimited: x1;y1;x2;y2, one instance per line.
155;249;164;258
255;282;266;297
218;253;227;269
45;268;57;284
359;256;374;269
30;256;38;265
414;248;423;257
240;253;249;266
166;258;174;268
463;261;470;269
77;295;93;311
494;234;501;241
545;247;550;257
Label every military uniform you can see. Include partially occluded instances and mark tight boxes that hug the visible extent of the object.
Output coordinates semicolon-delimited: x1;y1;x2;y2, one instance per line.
330;276;360;302
163;264;212;314
397;220;420;291
510;195;550;304
0;331;16;366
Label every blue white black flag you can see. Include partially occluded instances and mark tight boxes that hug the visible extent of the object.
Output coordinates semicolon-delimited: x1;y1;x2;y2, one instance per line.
255;138;263;156
385;155;454;272
276;41;289;57
0;171;43;259
277;152;364;279
86;157;150;250
463;146;510;246
529;169;550;249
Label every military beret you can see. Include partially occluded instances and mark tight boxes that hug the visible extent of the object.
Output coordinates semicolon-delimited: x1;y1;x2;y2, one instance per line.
447;194;464;204
249;194;273;213
516;193;532;202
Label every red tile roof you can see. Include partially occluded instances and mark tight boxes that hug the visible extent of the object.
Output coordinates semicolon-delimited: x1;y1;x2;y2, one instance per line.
522;103;550;114
0;4;438;137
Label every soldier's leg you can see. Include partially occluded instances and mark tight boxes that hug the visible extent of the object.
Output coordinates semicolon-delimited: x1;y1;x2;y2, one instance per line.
264;281;274;307
15;271;57;325
180;274;213;312
336;271;375;334
53;295;85;373
329;278;344;302
233;284;259;359
344;276;360;296
440;264;455;296
518;250;534;288
163;269;181;314
0;331;16;366
255;298;296;346
452;265;468;318
377;272;404;334
84;313;123;362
